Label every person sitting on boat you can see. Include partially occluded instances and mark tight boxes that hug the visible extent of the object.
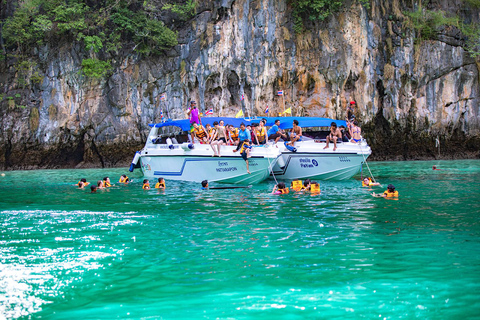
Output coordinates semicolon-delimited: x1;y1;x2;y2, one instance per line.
227;124;239;145
339;125;351;142
155;177;166;189
272;182;289;194
209;121;223;157
350;120;362;143
97;180;105;189
142;179;151;190
187;100;201;142
233;123;251;152
217;120;228;145
256;120;267;145
103;177;112;187
288;119;303;147
239;140;252;174
78;178;89;188
373;184;398;198
205;123;214;140
323;122;342;151
248;124;260;145
346;101;356;129
201;180;209;190
192;123;208;144
267;119;288;143
119;175;130;183
291;180;303;192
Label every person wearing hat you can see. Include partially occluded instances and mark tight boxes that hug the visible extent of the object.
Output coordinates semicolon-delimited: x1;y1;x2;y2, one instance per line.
373;184;398;198
187;100;201;142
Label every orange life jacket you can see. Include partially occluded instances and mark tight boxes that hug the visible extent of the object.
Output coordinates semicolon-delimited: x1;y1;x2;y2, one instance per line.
291;180;303;192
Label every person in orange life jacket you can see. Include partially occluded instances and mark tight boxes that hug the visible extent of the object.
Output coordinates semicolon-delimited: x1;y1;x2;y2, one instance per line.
142;179;151;190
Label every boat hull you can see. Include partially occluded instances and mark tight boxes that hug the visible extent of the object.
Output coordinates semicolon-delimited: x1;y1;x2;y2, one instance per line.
271;141;371;180
140;155;275;184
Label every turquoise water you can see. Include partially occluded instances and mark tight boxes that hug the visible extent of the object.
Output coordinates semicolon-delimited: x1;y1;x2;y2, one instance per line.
1;160;479;319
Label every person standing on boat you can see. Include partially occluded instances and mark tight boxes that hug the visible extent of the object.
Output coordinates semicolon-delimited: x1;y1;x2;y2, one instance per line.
187;101;201;142
323;122;342;151
256;120;267;145
349;120;362;143
233;123;251;152
267;119;288;143
287;119;302;147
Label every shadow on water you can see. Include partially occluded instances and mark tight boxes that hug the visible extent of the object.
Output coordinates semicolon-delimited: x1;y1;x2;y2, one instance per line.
0;160;479;319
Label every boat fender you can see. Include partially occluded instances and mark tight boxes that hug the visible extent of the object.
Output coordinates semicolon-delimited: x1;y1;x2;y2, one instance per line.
166;138;174;150
284;141;297;152
181;143;195;151
129;151;141;172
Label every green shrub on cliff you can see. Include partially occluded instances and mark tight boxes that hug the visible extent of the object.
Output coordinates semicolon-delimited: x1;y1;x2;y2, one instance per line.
81;58;111;79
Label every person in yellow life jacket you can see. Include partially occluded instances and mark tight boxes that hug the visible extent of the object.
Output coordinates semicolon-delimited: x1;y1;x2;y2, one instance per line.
78;178;90;188
362;177;380;187
239;140;252;174
155;177;166;189
373;184;398;198
256;120;267;145
301;179;311;191
192;123;208;144
291;180;303;192
103;177;112;187
97;180;105;189
142;179;150;190
119;175;130;183
227;125;239;145
310;182;321;194
272;182;290;194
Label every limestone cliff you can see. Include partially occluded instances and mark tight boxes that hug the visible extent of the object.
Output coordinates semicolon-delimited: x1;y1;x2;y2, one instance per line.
1;0;479;169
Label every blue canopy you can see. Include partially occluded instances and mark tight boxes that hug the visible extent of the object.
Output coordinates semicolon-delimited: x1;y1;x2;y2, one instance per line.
149;117;346;131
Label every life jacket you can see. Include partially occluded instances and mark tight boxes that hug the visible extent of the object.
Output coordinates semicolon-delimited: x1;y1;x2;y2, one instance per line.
78;181;90;187
143;183;150;190
194;126;207;139
119;176;129;183
383;190;399;197
280;187;290;194
291;180;303;192
257;127;267;142
240;141;251;154
155;182;165;188
104;181;111;187
230;128;239;141
310;183;321;194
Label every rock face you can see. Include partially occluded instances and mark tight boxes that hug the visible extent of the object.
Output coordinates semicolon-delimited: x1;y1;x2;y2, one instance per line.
1;0;479;169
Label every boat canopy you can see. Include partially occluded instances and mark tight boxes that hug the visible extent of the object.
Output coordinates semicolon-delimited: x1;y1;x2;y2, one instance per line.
149;117;346;131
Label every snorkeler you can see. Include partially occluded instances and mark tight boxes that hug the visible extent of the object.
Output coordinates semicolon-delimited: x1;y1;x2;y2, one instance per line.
155;177;166;189
142;179;150;190
272;182;290;194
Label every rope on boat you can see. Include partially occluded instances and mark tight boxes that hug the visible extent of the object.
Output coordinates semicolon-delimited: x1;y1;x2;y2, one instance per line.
266;143;279;185
359;141;377;183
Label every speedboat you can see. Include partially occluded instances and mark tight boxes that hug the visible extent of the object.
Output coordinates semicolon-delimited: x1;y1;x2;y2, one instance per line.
129;119;281;184
267;117;372;180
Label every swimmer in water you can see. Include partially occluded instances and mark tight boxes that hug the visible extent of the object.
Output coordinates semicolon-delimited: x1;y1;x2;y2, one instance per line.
119;175;130;183
78;178;89;188
373;184;398;198
142;179;150;190
97;180;105;189
155;177;166;189
362;177;380;187
90;185;97;193
272;182;289;194
433;165;441;170
103;177;112;187
201;180;209;190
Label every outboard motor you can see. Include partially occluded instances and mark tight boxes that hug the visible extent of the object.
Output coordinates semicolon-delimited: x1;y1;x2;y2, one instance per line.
129;151;141;172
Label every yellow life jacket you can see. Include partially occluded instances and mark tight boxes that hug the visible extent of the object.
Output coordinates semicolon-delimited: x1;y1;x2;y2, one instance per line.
240;141;250;153
78;181;90;187
291;180;303;192
104;181;111;187
383;190;399;197
230;128;239;141
256;127;266;142
310;183;321;194
155;182;165;188
143;183;150;190
119;176;128;183
280;187;290;194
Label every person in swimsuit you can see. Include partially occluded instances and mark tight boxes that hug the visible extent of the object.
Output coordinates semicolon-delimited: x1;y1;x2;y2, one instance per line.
323;122;342;151
350;121;362;143
216;120;228;144
288;119;302;147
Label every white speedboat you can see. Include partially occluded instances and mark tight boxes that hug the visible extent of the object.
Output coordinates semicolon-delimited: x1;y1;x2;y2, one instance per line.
268;117;371;180
130;119;281;184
